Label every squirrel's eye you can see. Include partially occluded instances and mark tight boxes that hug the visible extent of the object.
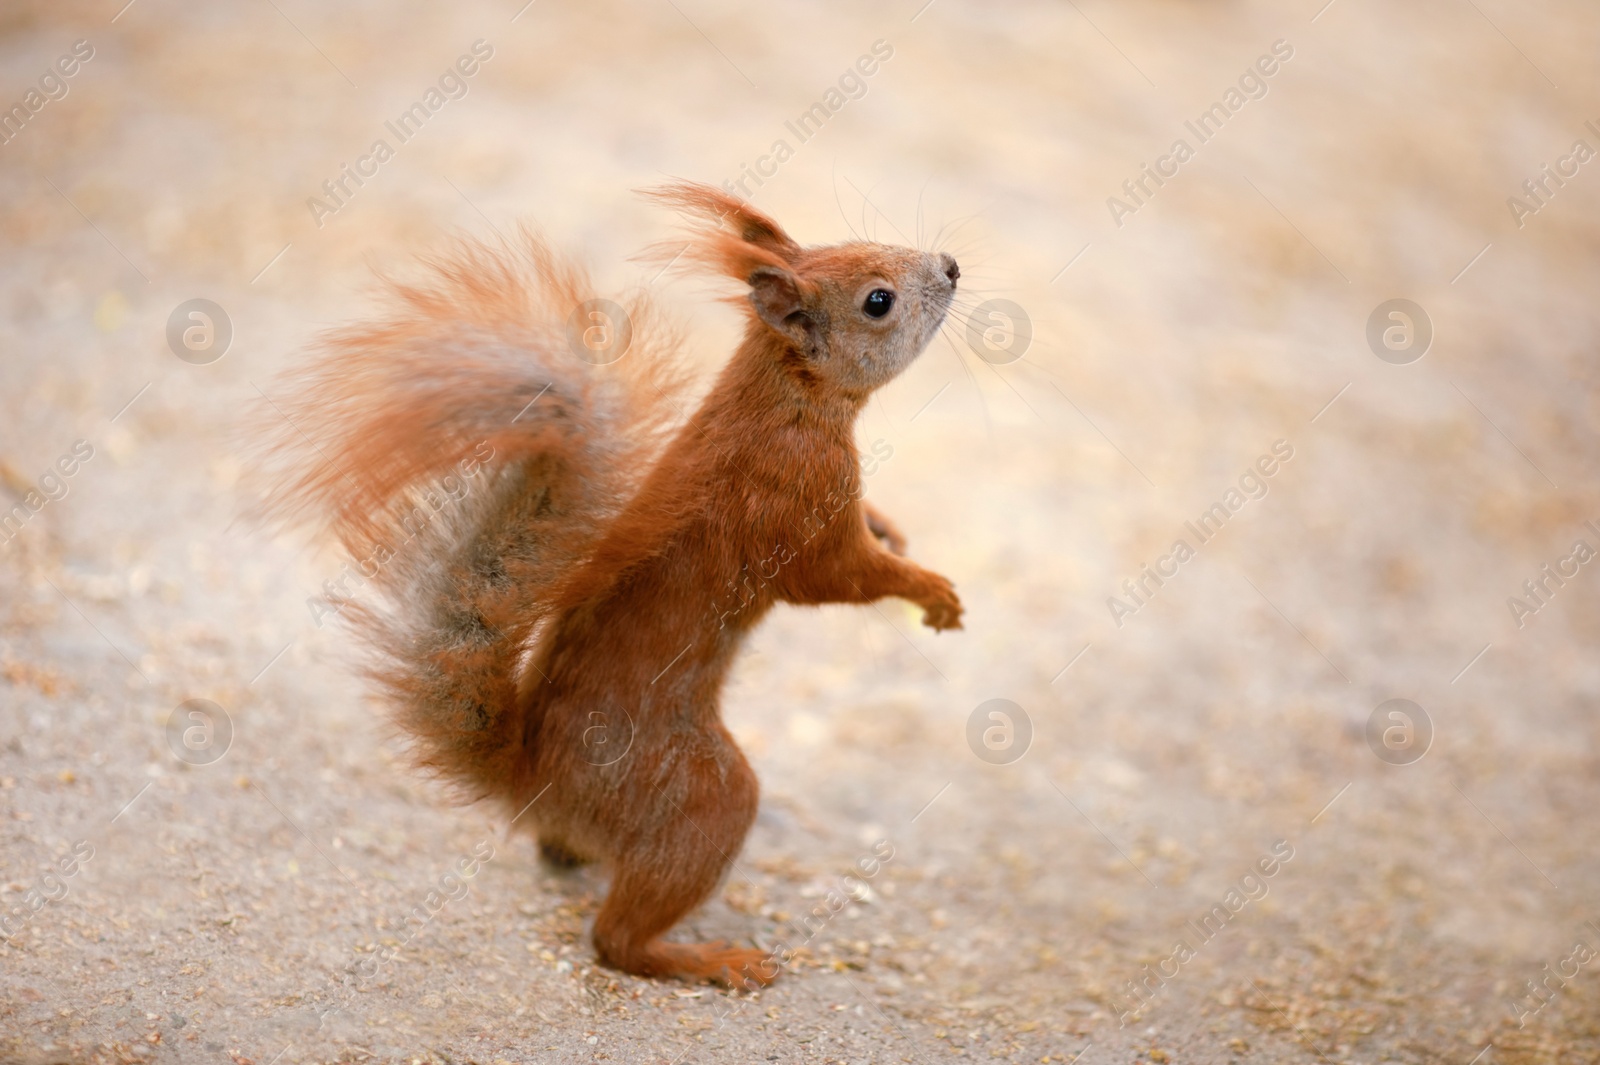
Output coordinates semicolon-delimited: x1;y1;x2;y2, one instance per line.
862;289;895;319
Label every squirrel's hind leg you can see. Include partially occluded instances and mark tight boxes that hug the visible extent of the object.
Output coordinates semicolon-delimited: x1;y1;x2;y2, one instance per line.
591;759;772;988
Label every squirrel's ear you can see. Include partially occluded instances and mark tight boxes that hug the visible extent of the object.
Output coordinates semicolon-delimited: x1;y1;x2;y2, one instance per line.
748;266;820;353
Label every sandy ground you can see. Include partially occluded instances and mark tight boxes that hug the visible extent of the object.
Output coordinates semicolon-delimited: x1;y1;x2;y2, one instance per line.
3;0;1600;1062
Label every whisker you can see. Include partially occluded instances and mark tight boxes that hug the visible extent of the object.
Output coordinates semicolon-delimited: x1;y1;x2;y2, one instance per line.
874;391;901;436
931;211;985;254
929;199;998;254
831;163;861;240
915;175;932;251
937;322;994;440
939;240;991;262
948;290;1006;308
938;245;994;270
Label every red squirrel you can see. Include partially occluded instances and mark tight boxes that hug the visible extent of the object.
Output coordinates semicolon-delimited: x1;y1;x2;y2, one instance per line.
257;182;963;988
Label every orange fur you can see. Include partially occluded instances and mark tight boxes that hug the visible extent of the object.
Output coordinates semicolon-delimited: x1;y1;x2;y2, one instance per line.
255;184;963;989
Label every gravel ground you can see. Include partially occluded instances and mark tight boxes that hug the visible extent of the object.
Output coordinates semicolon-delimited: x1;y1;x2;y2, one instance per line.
3;1;1600;1063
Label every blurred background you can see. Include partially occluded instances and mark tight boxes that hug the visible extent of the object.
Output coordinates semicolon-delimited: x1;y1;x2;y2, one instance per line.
2;0;1598;1062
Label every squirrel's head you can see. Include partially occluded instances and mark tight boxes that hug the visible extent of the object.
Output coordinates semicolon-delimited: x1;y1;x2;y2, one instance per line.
646;182;958;399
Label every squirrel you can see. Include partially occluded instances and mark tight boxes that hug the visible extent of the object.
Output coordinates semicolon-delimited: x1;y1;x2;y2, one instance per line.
256;182;963;989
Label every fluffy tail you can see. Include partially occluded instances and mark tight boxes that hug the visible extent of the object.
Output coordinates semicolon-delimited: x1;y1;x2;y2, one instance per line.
253;229;684;809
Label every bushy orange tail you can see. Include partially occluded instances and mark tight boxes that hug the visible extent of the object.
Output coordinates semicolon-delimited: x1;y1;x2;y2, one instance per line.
252;229;684;808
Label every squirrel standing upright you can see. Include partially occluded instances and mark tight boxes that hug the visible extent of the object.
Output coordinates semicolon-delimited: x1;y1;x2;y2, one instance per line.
259;182;963;988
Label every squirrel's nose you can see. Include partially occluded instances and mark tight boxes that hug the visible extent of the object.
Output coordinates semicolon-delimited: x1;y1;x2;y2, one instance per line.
939;253;960;287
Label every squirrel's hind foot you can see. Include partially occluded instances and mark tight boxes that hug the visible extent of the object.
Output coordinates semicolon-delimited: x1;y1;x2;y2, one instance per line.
600;939;778;990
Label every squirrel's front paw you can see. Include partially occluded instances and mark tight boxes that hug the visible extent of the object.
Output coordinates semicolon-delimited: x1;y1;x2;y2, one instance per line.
919;576;963;632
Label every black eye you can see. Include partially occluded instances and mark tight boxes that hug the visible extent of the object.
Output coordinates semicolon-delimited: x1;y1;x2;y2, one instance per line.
862;289;895;319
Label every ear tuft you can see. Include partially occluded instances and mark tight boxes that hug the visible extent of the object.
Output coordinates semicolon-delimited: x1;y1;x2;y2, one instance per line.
638;180;810;288
641;181;801;259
